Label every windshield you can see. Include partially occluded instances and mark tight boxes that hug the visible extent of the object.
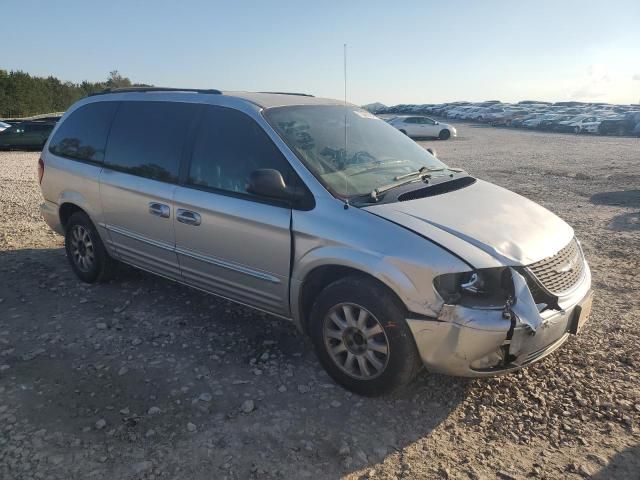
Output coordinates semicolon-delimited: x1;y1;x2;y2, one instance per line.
264;105;448;198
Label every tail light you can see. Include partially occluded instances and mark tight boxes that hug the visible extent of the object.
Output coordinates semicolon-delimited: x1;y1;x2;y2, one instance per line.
37;157;44;184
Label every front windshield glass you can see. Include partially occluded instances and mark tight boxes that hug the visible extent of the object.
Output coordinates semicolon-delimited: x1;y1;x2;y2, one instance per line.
264;105;448;197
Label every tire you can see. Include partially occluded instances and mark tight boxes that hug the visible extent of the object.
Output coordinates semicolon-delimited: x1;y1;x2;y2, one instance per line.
64;211;116;283
399;129;408;136
309;276;422;396
438;129;451;140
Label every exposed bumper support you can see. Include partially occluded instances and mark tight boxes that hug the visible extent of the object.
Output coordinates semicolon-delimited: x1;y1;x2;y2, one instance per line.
407;267;592;377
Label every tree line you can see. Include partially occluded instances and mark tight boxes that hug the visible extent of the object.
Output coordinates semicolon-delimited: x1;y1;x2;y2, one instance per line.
0;70;148;118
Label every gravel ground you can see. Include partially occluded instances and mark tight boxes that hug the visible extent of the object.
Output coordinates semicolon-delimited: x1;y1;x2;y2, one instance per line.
0;126;638;479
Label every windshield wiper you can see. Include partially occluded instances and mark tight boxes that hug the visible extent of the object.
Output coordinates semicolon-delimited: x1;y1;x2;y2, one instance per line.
370;175;428;201
370;167;454;201
393;166;445;181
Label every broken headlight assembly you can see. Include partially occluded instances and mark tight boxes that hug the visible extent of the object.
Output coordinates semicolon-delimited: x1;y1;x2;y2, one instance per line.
433;268;512;307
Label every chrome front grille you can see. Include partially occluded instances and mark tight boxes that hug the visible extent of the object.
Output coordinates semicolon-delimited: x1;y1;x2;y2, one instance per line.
526;238;585;295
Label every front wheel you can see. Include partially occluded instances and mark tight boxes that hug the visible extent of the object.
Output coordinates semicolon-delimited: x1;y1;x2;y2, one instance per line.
309;276;422;396
439;129;451;140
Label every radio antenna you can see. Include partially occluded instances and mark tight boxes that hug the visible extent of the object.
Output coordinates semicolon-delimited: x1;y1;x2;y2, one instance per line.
343;43;349;208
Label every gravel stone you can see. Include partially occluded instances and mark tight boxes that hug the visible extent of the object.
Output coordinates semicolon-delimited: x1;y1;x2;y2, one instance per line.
1;131;639;480
241;400;255;413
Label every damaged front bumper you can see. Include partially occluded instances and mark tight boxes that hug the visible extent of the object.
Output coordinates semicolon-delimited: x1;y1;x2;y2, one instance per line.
407;266;593;377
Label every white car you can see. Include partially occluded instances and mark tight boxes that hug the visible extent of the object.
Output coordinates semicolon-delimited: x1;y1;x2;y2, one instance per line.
388;116;457;139
554;116;601;134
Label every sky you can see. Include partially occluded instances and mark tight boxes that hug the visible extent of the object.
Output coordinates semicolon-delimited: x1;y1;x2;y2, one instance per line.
3;0;640;106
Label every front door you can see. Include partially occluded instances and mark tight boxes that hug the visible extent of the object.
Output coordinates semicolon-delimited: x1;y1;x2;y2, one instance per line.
174;105;293;316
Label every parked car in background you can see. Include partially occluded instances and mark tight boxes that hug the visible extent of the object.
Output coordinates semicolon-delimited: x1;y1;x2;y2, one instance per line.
510;113;540;128
523;114;556;129
0;120;56;150
489;110;530;127
554;116;601;134
538;115;572;131
598;112;640;136
388;115;457;139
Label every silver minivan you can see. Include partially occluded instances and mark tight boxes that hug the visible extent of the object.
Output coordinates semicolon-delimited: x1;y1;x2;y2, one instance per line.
39;88;593;396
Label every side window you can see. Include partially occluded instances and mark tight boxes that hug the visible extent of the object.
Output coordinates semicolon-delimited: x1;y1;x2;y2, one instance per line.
49;102;118;163
105;101;198;183
188;106;292;197
33;124;54;133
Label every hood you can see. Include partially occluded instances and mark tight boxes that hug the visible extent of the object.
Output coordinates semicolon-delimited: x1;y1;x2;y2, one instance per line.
365;178;573;269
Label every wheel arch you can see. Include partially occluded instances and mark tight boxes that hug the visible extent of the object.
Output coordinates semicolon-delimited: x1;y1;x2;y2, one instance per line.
291;248;421;334
56;191;99;230
59;202;87;230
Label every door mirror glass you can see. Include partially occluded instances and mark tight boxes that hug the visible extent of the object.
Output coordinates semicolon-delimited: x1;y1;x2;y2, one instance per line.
247;169;291;200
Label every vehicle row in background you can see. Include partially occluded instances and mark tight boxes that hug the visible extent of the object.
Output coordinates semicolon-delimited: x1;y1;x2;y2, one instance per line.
366;101;640;136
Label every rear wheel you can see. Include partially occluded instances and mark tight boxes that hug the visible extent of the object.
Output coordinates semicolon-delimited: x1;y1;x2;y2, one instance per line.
309;276;422;396
439;129;451;140
65;212;116;283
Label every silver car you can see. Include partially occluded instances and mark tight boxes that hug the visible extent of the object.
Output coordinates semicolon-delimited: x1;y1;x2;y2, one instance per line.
39;88;593;396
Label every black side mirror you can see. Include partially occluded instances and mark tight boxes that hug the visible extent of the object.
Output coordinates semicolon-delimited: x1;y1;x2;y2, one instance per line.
247;168;292;200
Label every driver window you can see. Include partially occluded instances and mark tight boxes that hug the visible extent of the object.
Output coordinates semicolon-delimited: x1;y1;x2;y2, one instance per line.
188;106;292;197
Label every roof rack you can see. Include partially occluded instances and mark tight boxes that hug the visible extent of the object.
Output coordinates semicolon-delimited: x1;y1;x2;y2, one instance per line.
89;87;222;96
258;91;314;97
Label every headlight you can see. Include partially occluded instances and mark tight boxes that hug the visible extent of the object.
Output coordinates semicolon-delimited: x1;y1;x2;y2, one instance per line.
433;268;511;305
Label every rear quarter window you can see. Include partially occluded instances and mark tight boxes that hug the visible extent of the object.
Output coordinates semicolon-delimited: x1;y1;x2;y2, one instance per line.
49;102;118;163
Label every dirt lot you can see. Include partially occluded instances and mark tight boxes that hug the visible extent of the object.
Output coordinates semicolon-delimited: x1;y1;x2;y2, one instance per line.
1;126;639;480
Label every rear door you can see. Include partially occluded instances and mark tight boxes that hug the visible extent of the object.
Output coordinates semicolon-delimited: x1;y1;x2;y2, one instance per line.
30;124;53;148
100;100;200;280
173;105;293;315
404;117;420;136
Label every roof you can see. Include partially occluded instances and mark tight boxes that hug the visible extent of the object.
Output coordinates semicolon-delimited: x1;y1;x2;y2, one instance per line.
88;87;349;109
224;91;348;108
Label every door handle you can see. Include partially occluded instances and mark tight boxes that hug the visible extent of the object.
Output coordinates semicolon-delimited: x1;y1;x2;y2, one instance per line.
176;209;201;226
148;202;170;218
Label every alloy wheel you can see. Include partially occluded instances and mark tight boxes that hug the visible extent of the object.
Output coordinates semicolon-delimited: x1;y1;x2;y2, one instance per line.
70;224;95;272
323;303;390;380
